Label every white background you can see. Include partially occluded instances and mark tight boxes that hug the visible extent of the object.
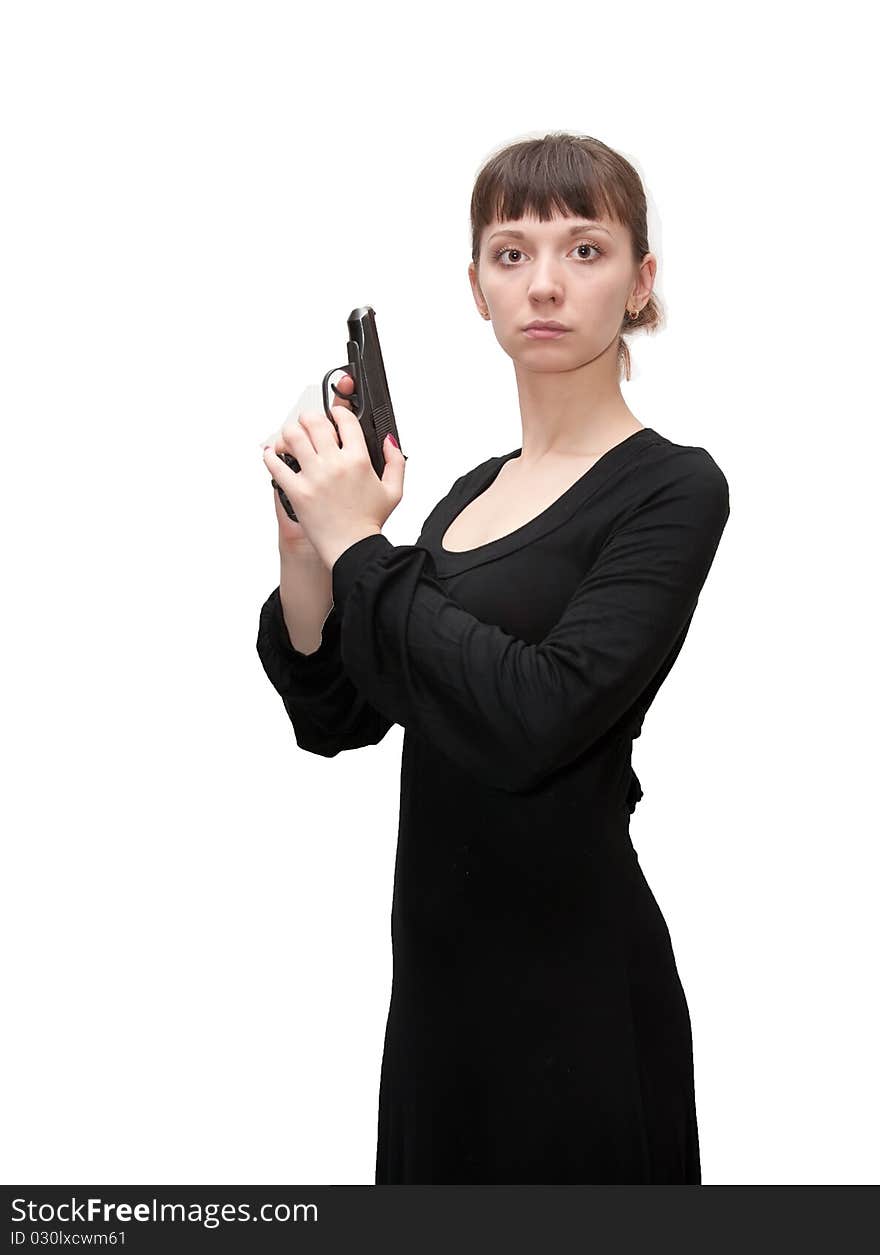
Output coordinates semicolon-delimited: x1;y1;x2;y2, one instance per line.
2;0;876;1186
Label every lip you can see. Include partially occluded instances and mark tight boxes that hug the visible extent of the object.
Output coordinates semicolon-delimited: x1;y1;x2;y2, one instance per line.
524;320;570;331
523;326;569;339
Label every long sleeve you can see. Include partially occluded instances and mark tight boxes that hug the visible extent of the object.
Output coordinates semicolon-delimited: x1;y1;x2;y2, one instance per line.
256;585;393;756
330;455;730;792
255;476;473;758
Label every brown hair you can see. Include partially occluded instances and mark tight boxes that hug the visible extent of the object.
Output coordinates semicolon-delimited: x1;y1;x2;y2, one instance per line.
470;131;663;382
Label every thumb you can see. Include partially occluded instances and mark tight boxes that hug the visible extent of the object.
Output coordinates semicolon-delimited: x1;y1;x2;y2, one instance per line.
381;433;406;490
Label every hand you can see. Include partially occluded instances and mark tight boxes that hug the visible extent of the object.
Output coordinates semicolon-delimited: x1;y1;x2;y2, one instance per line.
263;375;357;564
262;373;406;570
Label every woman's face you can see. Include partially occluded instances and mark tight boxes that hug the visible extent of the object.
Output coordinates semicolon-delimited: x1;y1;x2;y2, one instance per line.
468;210;651;369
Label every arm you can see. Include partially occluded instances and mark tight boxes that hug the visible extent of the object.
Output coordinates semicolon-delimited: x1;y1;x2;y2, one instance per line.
278;547;334;655
256;469;475;756
256;559;393;757
330;456;730;792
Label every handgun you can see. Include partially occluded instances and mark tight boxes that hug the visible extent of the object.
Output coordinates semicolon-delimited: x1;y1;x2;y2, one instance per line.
272;305;406;522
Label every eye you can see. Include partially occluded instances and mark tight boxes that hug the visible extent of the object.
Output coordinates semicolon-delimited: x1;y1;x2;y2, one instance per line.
491;240;605;266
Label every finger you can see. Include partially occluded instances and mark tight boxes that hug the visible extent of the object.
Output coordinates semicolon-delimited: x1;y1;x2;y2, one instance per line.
274;374;355;459
271;477;290;527
380;433;406;497
331;371;356;411
279;413;320;467
263;442;300;489
297;407;344;455
330;404;367;456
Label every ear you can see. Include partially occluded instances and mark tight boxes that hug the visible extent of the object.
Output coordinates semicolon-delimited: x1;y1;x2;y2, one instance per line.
468;262;488;319
635;252;658;304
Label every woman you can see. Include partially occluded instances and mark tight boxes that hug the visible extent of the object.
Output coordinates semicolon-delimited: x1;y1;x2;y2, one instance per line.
257;132;729;1184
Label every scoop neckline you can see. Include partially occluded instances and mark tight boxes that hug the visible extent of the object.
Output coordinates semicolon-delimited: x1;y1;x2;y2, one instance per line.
433;426;658;573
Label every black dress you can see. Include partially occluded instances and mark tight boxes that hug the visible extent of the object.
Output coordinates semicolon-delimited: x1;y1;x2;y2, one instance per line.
256;426;729;1184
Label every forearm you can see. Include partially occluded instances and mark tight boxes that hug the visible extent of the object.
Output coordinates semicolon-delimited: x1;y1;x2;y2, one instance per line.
279;550;334;655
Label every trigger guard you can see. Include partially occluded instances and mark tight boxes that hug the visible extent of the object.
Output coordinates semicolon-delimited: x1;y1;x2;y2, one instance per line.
323;364;361;423
331;378;360;409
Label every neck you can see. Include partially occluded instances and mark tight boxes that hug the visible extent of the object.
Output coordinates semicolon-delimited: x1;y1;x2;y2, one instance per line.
512;334;640;463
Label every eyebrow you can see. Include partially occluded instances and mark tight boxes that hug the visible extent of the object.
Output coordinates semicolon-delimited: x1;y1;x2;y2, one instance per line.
487;221;613;243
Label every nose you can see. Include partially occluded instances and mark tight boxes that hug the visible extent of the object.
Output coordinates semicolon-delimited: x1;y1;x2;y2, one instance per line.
526;263;565;301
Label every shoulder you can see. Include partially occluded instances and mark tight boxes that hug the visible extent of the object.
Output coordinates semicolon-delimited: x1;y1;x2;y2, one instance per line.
641;431;730;516
601;433;730;555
